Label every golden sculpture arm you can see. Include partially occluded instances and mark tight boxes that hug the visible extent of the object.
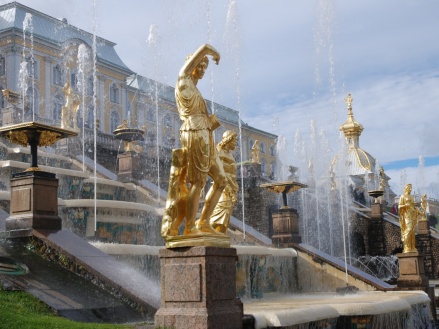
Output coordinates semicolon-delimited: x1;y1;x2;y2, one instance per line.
179;44;220;77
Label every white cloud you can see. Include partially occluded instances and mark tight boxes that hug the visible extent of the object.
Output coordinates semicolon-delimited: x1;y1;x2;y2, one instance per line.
13;0;439;195
386;165;439;200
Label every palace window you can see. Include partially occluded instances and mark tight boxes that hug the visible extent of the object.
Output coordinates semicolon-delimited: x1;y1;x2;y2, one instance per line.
260;158;266;174
110;110;120;132
53;65;63;85
146;108;155;122
146;130;156;144
110;83;119;103
53;95;63;122
270;145;275;156
260;142;265;154
0;55;5;76
0;85;4;108
25;56;38;79
25;87;40;117
86;105;94;128
87;76;94;95
70;72;78;90
163;113;172;127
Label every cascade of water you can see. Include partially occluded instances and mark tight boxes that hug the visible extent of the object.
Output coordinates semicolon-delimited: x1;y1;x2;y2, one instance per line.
23;13;35;121
77;44;91;172
224;0;246;239
146;24;161;204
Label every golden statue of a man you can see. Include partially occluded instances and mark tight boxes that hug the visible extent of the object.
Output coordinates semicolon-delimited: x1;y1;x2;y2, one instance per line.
209;130;239;233
173;44;226;235
398;183;424;253
61;82;80;130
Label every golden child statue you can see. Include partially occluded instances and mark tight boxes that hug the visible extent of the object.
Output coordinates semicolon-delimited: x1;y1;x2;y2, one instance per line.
398;183;424;253
161;44;228;246
209;131;239;233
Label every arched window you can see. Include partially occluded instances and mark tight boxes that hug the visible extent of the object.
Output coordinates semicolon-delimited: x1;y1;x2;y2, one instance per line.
146;130;156;144
70;72;78;90
25;87;40;117
110;110;120;132
163;131;172;148
0;85;4;108
53;65;63;86
163;113;172;127
270;145;275;156
270;162;276;178
260;142;265;154
53;95;63;123
87;76;94;95
0;55;5;76
86;105;94;128
25;56;38;79
260;158;266;174
110;83;119;103
146;108;155;122
249;139;254;152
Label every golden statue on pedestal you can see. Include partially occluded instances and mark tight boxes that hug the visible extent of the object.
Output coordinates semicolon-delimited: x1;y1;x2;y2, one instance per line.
210;130;239;233
61;82;80;130
398;184;426;253
161;44;231;248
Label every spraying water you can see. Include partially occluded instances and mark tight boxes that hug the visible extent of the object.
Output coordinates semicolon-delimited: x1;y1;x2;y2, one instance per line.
146;24;161;204
77;44;91;172
224;0;246;239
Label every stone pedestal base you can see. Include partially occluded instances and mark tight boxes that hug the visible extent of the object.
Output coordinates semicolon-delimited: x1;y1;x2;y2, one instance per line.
417;220;430;235
370;203;383;219
396;251;429;288
272;208;301;245
5;171;61;231
155;246;243;329
397;252;437;320
117;151;141;182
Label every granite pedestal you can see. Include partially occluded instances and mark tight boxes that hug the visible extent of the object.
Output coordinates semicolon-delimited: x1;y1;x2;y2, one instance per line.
396;251;436;319
5;171;61;232
155;246;243;329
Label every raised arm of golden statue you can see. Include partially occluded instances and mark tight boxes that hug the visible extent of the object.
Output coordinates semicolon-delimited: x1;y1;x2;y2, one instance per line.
161;44;230;248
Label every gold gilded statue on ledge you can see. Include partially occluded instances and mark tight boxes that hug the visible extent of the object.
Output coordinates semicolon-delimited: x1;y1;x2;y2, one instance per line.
161;44;231;248
398;183;426;253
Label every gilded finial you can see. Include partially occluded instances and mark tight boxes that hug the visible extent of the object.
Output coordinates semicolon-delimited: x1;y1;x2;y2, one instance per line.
344;93;353;114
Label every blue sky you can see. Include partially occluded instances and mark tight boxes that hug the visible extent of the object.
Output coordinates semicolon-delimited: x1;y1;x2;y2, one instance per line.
11;0;439;198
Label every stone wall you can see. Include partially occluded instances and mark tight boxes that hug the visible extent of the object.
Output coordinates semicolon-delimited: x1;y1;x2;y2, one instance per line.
351;212;439;279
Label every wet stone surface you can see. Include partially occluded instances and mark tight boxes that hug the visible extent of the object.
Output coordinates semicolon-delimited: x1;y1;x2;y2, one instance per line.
0;236;151;324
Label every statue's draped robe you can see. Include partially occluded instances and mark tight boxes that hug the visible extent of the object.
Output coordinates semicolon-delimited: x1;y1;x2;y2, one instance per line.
176;75;215;185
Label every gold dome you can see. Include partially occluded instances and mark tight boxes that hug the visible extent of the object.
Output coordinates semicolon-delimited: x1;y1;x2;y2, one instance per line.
339;93;363;142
